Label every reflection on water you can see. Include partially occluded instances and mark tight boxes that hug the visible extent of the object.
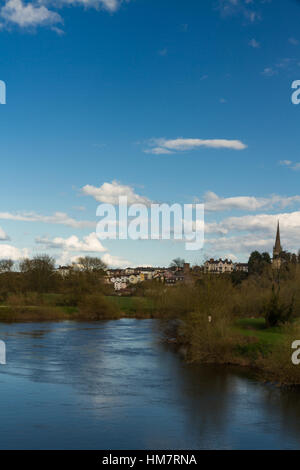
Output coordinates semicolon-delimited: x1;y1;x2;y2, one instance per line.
0;319;300;449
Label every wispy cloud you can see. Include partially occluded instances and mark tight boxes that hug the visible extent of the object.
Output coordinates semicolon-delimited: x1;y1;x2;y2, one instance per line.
262;57;300;77
144;137;247;154
0;211;95;229
289;37;299;46
203;191;300;212
279;160;300;171
262;67;277;77
217;0;263;23
248;38;260;48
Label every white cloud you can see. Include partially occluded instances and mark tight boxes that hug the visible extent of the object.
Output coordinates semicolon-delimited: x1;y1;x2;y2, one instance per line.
0;244;29;260
1;0;62;28
204;211;300;260
203;191;300;212
144;137;247;154
0;211;95;229
0;0;127;30
101;252;130;267
82;180;152;206
204;234;273;258
56;0;122;12
36;232;106;252
36;231;131;268
207;211;300;239
57;251;130;268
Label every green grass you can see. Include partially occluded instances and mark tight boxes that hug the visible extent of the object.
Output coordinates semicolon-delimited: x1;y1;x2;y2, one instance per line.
234;317;285;345
107;296;155;317
233;317;286;359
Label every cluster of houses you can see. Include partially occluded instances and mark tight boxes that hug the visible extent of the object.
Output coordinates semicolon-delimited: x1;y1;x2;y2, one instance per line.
104;260;248;292
57;259;249;292
104;264;191;291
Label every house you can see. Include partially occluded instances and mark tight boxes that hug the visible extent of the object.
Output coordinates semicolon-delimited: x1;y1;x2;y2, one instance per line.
128;274;141;284
114;281;128;291
234;263;248;273
163;270;185;285
204;258;234;274
124;267;135;275
110;276;130;291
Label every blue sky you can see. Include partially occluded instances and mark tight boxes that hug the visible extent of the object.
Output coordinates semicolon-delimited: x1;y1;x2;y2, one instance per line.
1;0;300;267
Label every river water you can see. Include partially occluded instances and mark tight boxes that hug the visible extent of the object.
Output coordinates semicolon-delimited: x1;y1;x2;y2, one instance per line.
0;318;300;449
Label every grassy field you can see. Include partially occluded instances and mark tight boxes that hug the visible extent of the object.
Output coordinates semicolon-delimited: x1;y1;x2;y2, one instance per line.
107;296;155;317
232;317;286;360
234;317;285;345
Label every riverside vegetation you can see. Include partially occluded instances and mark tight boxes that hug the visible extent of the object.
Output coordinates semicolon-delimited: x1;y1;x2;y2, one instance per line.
1;253;300;385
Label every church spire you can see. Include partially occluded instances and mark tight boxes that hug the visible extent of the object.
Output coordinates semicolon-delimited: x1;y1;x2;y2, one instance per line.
273;220;282;257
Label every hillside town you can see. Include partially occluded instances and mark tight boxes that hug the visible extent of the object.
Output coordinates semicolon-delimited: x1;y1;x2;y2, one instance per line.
56;223;289;293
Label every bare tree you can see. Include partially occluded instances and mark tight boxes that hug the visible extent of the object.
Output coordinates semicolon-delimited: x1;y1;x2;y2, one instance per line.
75;256;107;273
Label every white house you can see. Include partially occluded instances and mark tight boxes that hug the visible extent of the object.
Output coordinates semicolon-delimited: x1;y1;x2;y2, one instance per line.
204;259;234;274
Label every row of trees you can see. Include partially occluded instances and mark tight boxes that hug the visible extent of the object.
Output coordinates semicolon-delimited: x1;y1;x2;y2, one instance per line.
0;255;108;301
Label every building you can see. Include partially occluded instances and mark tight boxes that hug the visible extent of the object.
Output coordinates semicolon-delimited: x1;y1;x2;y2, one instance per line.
163;270;185;285
272;221;283;269
234;263;248;273
204;258;234;274
56;266;71;277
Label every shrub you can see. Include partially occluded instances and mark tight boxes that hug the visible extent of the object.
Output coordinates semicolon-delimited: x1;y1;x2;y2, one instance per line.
262;286;294;327
78;293;121;320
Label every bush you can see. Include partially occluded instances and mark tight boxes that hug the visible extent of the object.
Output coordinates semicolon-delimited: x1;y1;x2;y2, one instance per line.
178;310;240;363
78;293;121;320
262;286;294;327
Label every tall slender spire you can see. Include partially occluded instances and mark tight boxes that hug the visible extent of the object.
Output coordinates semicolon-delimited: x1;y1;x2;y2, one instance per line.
273;220;282;257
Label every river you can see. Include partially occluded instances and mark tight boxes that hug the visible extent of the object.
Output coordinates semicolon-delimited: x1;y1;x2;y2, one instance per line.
0;318;300;449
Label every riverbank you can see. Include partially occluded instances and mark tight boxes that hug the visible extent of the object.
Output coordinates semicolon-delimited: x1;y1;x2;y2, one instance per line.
0;295;156;322
1;294;299;386
174;316;300;387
